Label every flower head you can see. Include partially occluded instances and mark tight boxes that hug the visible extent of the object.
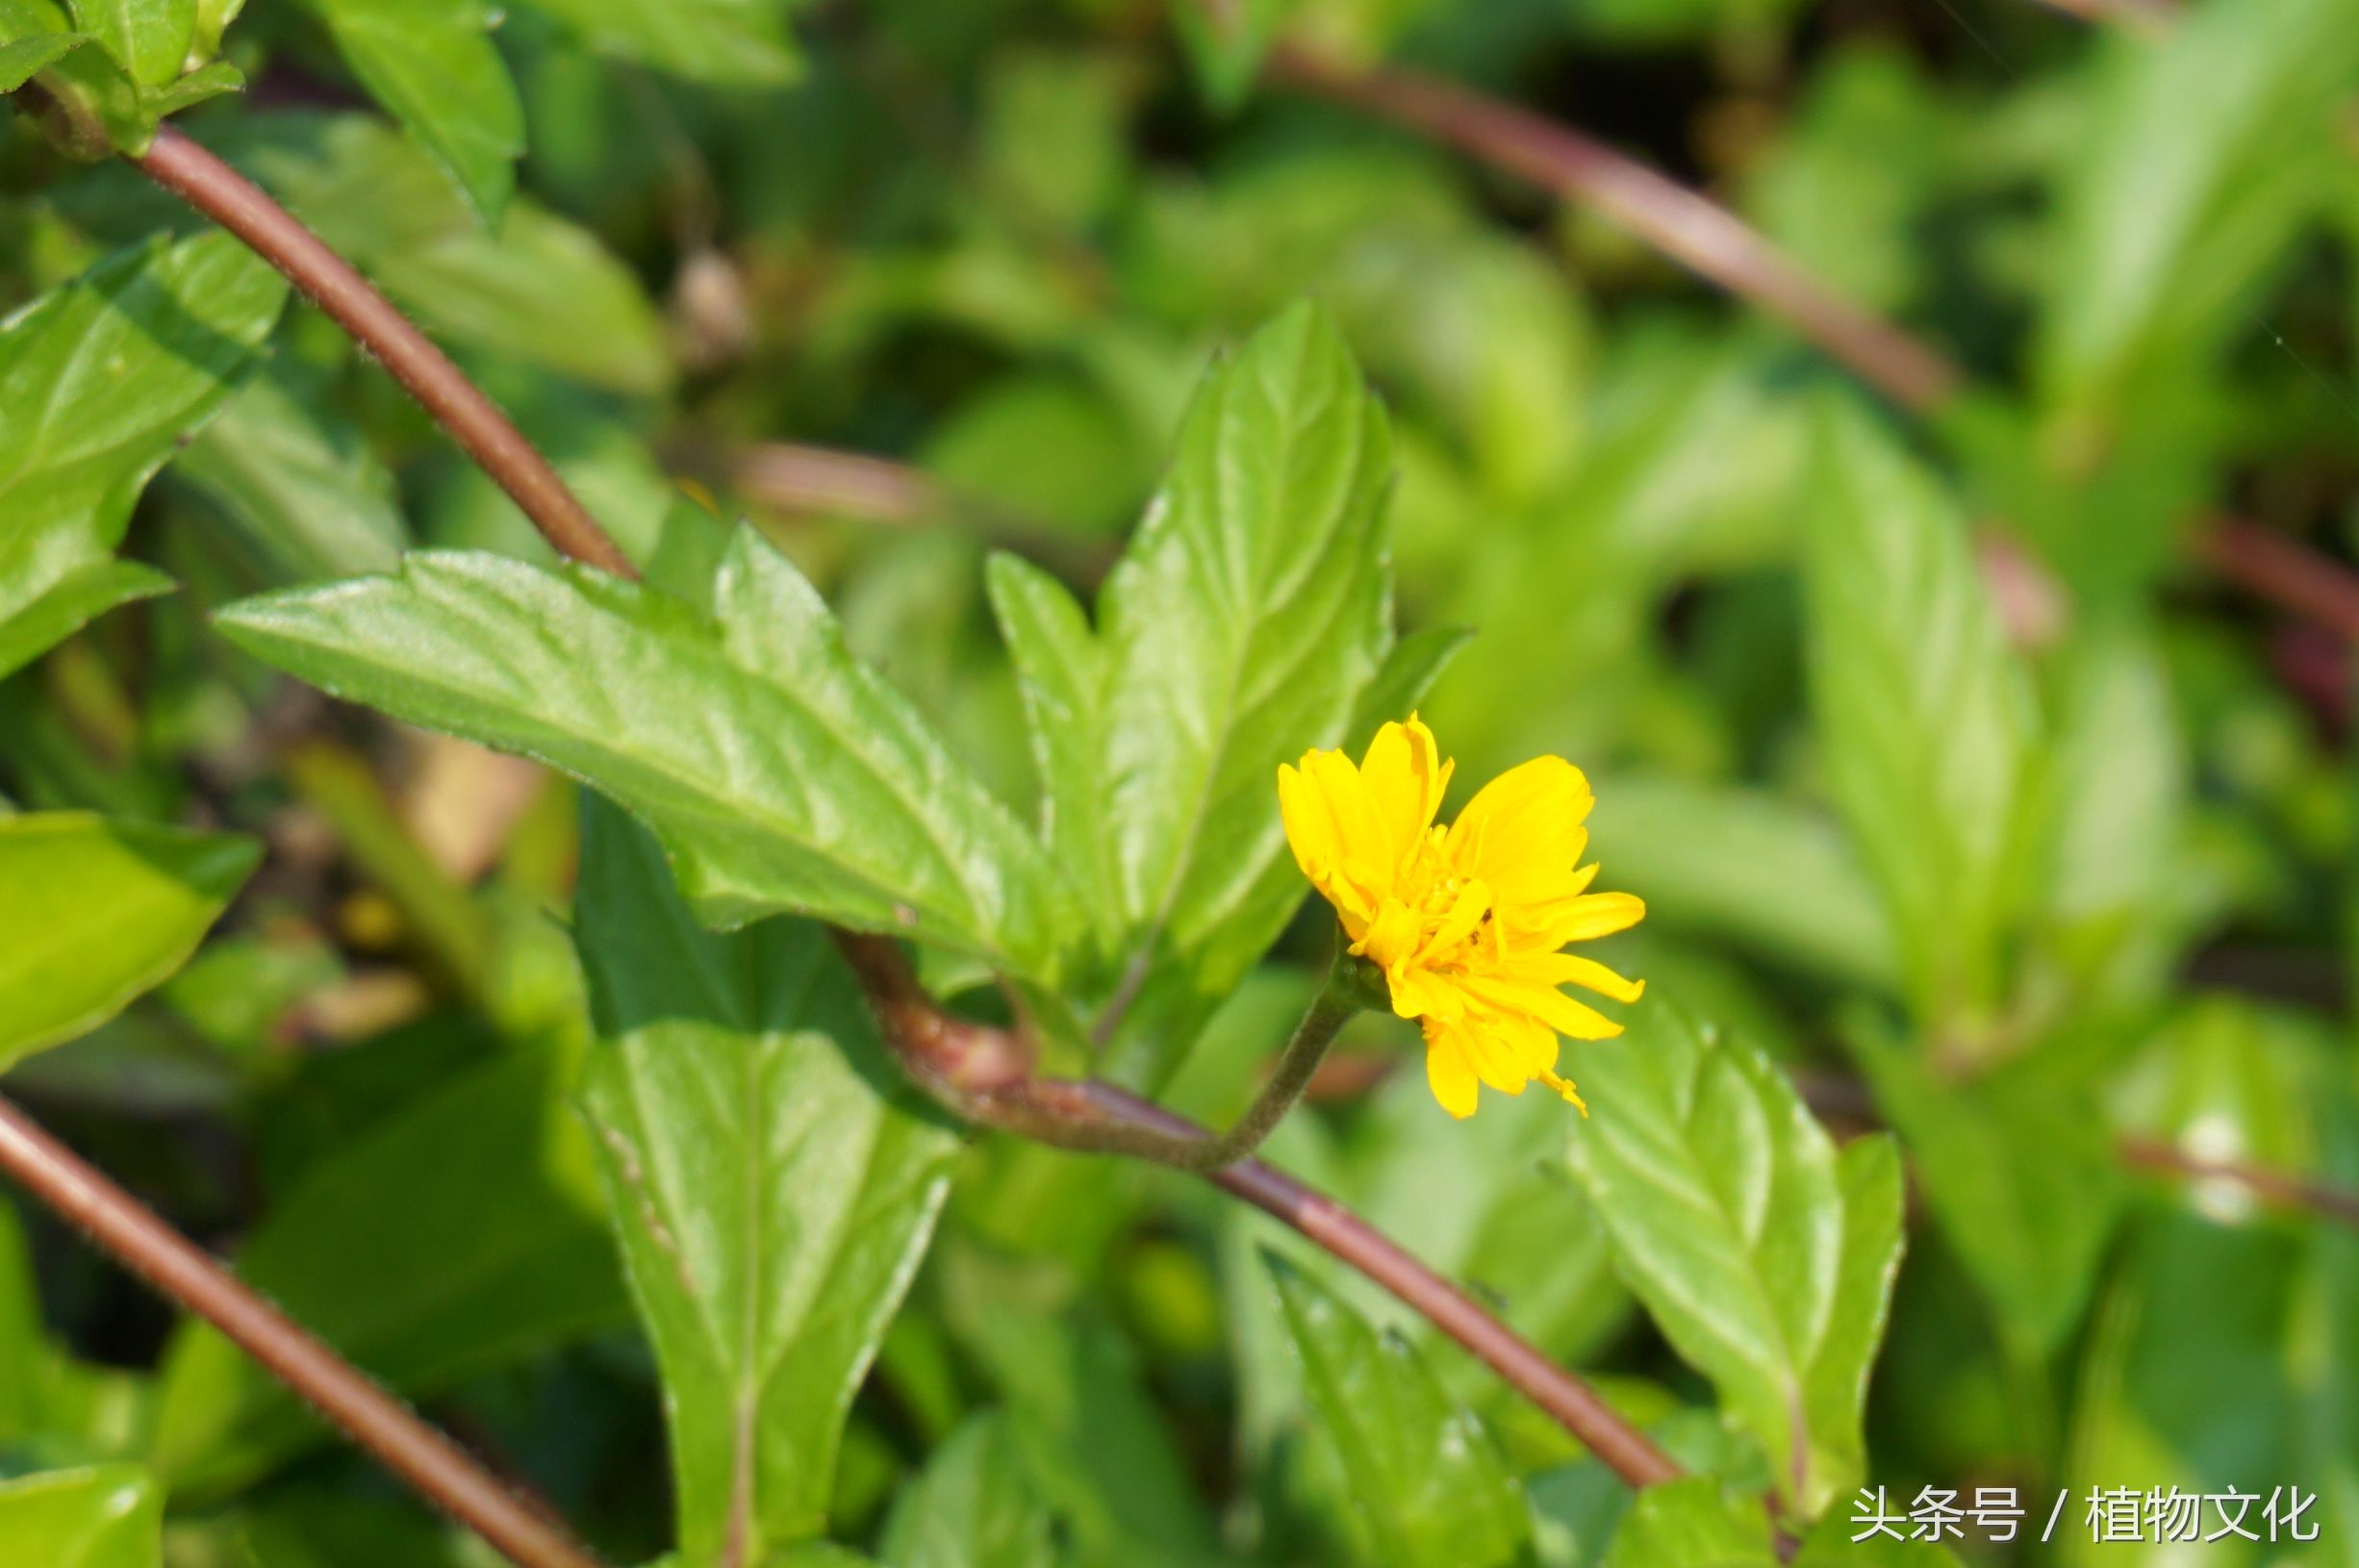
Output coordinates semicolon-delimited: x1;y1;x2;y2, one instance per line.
1278;716;1644;1119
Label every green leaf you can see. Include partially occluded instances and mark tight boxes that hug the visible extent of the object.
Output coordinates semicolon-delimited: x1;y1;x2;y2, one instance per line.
879;1413;1057;1568
1803;401;2040;1030
1266;1254;1529;1568
0;231;284;671
0;813;258;1071
1019;301;1394;1084
575;798;959;1557
174;364;406;581
0;28;86;89
986;552;1117;943
0;1467;160;1567
236;114;670;393
189;0;235;52
0;1203;38;1437
296;0;522;225
520;0;797;84
1845;1016;2121;1360
134;53;233;114
218;531;1076;978
2036;616;2192;1012
1602;1478;1775;1568
1590;776;1899;992
0;0;149;153
150;1041;629;1492
2041;0;2359;409
65;0;189;86
0;560;172;684
1561;1004;1906;1517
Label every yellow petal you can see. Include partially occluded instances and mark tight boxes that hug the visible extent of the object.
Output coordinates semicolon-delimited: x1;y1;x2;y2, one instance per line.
1422;1023;1481;1119
1459;972;1626;1041
1445;755;1596;900
1515;950;1646;1004
1459;1024;1536;1095
1356;898;1426;975
1305;747;1393;883
1526;890;1646;948
1359;716;1452;871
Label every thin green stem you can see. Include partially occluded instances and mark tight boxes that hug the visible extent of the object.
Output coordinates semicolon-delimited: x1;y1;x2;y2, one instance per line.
1016;947;1374;1171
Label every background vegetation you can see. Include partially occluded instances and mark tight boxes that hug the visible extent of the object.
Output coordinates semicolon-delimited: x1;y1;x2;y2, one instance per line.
1;0;2356;1563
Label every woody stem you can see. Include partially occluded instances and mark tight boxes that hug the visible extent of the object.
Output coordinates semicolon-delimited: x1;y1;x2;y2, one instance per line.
1005;942;1375;1171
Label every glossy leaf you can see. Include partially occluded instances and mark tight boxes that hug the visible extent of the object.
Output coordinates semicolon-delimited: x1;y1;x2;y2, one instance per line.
0;813;258;1070
0;28;86;89
218;531;1077;978
1804;401;2040;1029
879;1413;1057;1568
0;0;151;151
0;560;172;684
1562;1004;1906;1516
296;0;521;224
1267;1254;1529;1568
0;231;284;670
1010;301;1395;1082
575;799;959;1556
520;0;796;84
63;0;187;86
150;1042;629;1491
0;1467;161;1568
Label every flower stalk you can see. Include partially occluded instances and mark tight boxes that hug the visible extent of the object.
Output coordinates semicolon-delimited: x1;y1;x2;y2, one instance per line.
1002;940;1380;1171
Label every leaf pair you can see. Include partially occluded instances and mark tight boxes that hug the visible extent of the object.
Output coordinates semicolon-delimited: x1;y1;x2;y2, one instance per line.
0;0;243;156
993;299;1416;1084
220;301;1423;1044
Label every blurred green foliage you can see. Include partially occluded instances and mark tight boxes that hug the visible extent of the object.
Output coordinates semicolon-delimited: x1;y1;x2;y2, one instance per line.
1;0;2358;1563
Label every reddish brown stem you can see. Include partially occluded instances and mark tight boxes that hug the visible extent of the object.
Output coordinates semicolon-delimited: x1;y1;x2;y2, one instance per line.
2196;517;2359;646
0;1098;608;1568
1270;43;1962;413
833;932;1682;1489
2118;1135;2359;1228
1797;1074;2359;1232
732;442;943;523
135;125;638;579
1068;1079;1681;1485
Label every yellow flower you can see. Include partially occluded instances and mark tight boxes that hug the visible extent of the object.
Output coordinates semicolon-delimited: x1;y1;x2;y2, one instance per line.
1278;716;1644;1119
